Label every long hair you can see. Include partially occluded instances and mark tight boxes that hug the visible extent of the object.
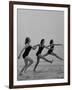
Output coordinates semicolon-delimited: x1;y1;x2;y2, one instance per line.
25;37;30;45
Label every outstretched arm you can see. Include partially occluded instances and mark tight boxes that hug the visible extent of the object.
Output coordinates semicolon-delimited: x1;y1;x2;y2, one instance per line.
46;44;63;47
44;45;50;49
32;44;40;50
53;44;63;46
18;47;25;59
44;44;63;49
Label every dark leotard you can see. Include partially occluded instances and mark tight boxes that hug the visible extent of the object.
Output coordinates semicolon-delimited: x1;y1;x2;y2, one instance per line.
36;46;44;56
22;45;32;58
48;45;54;54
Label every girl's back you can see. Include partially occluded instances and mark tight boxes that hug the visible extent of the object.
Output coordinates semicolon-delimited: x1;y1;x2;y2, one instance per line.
23;45;32;58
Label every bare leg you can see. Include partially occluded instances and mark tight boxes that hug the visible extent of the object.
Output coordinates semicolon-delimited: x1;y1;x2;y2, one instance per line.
33;56;40;72
19;66;25;75
27;60;33;68
19;59;28;75
39;54;53;63
43;52;48;57
24;56;33;72
51;52;63;61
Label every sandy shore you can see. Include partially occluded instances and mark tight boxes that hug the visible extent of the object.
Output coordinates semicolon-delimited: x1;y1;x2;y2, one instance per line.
17;59;64;81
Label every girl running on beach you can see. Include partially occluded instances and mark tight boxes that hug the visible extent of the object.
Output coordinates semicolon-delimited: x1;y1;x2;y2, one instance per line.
18;37;36;75
33;39;53;72
43;39;63;61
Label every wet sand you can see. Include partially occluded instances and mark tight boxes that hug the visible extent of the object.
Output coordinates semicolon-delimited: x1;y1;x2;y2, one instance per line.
17;59;64;81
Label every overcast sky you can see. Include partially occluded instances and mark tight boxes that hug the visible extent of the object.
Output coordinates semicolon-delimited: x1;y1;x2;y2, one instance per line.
17;9;64;60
